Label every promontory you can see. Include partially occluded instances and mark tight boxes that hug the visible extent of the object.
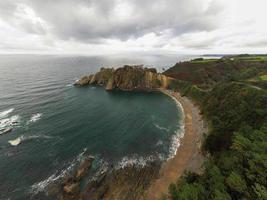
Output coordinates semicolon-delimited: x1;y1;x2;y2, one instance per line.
74;65;171;91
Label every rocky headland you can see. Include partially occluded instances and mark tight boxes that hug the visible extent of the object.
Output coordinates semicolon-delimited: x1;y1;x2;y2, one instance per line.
74;65;170;91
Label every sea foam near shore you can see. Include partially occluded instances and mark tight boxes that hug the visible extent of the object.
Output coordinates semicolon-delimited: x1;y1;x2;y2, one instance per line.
0;108;14;119
30;148;88;195
161;90;185;159
8;134;53;146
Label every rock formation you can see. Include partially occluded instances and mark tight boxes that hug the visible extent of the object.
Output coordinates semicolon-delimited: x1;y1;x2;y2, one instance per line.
75;65;170;91
58;156;94;200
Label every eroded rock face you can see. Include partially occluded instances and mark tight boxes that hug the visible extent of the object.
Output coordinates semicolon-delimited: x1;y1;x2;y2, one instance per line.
81;162;161;200
75;65;170;91
75;158;93;181
58;156;94;200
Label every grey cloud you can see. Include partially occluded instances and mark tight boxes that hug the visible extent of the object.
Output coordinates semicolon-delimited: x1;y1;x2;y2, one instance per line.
243;39;267;48
0;1;47;35
0;0;224;42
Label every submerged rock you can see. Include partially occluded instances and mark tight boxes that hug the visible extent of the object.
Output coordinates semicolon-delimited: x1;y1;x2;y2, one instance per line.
75;157;94;180
75;65;171;91
58;156;94;200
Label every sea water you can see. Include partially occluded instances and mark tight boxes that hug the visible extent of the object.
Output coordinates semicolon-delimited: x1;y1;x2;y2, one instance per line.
0;54;190;199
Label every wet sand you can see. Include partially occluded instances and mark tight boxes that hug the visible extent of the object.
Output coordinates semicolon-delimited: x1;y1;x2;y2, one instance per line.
143;89;207;200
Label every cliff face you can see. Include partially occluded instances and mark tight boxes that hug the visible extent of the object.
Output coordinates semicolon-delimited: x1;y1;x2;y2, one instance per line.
75;65;170;91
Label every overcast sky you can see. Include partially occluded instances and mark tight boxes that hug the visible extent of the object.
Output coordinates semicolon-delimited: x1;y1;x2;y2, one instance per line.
0;0;266;55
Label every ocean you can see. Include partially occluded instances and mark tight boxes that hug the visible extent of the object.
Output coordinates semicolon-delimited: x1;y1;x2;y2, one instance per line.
0;54;193;200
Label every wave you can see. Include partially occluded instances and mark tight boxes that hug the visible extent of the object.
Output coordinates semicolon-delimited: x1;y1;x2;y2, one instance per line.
66;83;73;88
168;125;185;159
30;148;88;195
0;115;20;129
0;108;14;119
116;153;165;169
27;113;42;124
164;91;186;159
156;140;163;146
8;134;52;146
8;137;22;146
153;123;169;132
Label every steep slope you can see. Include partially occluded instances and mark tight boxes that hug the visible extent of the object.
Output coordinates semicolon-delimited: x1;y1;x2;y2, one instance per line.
163;57;267;87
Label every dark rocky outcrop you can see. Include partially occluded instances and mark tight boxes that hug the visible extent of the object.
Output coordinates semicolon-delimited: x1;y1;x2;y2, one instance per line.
75;65;170;91
81;162;161;200
57;157;161;200
58;156;94;200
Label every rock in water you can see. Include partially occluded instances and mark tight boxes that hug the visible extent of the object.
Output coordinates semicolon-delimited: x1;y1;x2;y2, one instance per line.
58;156;94;200
74;75;93;86
8;136;22;146
75;157;94;180
75;65;171;91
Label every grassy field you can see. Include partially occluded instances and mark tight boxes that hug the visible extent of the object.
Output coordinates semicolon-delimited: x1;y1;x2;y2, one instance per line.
259;74;267;81
234;55;267;62
191;58;219;63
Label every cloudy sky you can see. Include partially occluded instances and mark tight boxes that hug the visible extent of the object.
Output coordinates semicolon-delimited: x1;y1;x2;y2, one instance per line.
0;0;266;55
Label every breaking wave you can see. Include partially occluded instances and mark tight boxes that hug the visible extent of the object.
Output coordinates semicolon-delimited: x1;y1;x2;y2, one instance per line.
116;153;165;169
0;115;20;129
153;123;169;132
30;148;88;195
27;113;42;124
66;83;73;88
168;125;185;159
163;91;185;159
0;108;14;119
8;134;53;146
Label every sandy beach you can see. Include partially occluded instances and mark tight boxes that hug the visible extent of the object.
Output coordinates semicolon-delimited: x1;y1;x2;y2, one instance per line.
143;89;207;200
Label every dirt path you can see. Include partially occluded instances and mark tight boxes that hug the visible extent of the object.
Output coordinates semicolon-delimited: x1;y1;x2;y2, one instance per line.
143;89;207;200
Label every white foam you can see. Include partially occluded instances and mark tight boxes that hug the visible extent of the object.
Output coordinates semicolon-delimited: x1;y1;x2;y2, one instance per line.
168;125;185;159
0;108;14;119
66;83;73;87
26;113;42;125
30;148;88;194
156;140;163;146
162;91;186;159
9;136;23;146
29;113;42;123
0;115;20;129
88;158;109;182
154;123;169;132
116;154;165;169
8;134;52;146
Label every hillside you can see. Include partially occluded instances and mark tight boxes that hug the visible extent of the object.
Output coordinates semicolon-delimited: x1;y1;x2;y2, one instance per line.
165;55;267;200
164;55;267;89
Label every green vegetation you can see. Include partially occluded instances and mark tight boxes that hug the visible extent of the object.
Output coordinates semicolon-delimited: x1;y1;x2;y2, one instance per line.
165;55;267;200
164;55;267;88
232;55;267;62
168;83;267;200
168;79;207;102
191;58;219;63
260;75;267;81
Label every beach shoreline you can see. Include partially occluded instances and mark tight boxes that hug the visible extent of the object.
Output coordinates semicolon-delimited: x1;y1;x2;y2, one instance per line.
143;89;207;200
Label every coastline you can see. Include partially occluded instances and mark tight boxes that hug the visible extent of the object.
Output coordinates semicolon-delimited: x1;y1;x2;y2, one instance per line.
143;89;207;200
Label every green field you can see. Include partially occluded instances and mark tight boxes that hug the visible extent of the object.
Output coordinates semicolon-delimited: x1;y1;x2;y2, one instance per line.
234;55;267;62
191;58;219;63
259;74;267;81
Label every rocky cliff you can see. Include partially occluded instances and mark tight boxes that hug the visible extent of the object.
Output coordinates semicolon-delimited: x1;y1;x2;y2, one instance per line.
75;65;170;91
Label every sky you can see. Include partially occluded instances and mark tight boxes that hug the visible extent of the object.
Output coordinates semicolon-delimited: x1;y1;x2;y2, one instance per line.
0;0;266;55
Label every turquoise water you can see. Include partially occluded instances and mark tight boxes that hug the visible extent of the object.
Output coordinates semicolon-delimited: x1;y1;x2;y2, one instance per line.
0;55;184;200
